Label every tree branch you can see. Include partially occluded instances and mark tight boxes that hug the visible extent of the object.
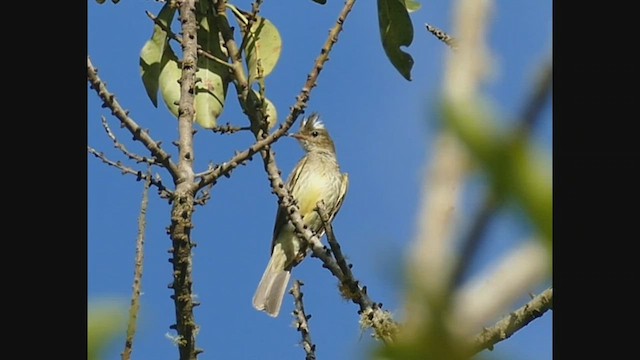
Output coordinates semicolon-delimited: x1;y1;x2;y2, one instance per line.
88;146;173;198
291;280;317;360
166;1;201;359
470;287;552;354
101;116;159;166
210;123;250;135
121;169;151;360
87;56;180;182
425;23;458;50
316;202;371;309
316;202;399;344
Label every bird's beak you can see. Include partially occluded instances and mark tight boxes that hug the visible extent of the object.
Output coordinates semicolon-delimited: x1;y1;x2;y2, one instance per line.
289;133;304;140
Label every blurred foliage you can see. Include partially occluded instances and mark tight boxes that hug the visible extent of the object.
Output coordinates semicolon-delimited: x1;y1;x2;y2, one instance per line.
442;99;552;252
88;300;126;360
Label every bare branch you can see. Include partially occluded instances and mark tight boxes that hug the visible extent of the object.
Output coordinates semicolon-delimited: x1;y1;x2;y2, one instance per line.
88;146;173;198
165;1;201;359
425;23;458;49
316;202;369;307
193;181;214;206
87;56;180;182
122;169;152;360
290;280;317;360
101;116;159;166
316;201;399;344
471;287;552;354
210;123;250;135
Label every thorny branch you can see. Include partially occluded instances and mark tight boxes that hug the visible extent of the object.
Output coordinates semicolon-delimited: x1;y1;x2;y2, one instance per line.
87;56;180;182
425;23;458;49
210;123;249;135
317;202;399;344
88;146;173;198
291;280;317;360
122;170;152;360
166;0;201;359
316;202;373;310
471;287;552;355
101;116;159;166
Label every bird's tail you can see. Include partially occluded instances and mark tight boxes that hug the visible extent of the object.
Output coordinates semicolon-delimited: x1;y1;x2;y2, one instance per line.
252;247;291;317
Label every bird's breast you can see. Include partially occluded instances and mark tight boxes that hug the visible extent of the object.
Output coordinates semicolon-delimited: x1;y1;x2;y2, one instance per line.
292;168;341;225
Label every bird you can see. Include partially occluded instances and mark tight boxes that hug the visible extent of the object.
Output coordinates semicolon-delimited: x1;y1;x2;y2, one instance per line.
252;113;349;317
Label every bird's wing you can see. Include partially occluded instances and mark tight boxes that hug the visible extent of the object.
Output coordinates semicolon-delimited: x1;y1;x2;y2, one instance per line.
330;172;349;223
270;156;309;253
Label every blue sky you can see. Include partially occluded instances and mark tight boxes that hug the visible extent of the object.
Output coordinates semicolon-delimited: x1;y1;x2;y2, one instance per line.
88;1;552;359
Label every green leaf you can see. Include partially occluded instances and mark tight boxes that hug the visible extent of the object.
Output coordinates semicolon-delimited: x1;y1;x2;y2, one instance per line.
241;15;283;84
377;0;414;81
246;89;278;131
157;48;182;118
155;4;230;128
193;4;230;128
139;1;176;107
404;0;421;13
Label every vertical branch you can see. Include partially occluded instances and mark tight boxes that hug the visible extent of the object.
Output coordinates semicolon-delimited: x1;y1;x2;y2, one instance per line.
291;280;317;360
168;0;201;359
121;169;152;360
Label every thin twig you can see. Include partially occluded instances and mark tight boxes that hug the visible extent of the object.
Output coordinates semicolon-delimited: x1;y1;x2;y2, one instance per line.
210;123;250;135
316;202;399;344
425;23;458;49
87;56;180;182
316;202;372;309
88;146;173;198
291;280;317;360
470;287;552;354
193;181;214;206
101;116;159;166
121;168;152;360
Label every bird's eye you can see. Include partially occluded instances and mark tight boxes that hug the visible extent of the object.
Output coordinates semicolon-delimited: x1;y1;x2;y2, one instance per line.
311;130;319;137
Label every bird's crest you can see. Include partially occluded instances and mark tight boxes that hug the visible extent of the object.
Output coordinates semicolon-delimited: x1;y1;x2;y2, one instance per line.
302;113;325;130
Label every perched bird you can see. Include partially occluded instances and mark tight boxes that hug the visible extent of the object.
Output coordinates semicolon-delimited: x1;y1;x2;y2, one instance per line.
253;113;349;317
